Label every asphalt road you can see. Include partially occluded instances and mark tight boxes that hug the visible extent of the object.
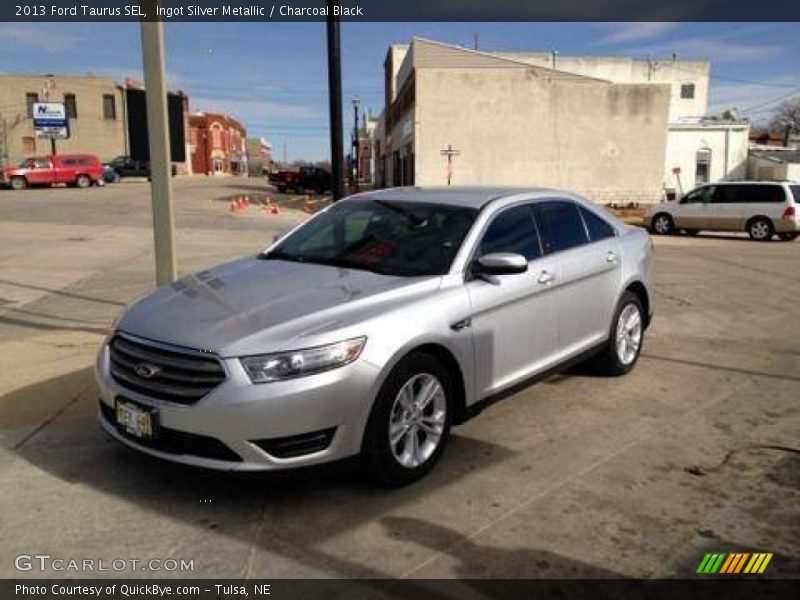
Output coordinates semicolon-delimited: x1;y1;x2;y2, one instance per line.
0;178;798;582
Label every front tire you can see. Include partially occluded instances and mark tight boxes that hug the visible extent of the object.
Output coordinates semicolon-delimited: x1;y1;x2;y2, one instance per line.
651;213;674;235
362;352;453;486
590;291;644;376
10;176;27;190
747;217;773;241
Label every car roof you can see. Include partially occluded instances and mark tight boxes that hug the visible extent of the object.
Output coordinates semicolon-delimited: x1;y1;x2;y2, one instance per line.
349;186;565;209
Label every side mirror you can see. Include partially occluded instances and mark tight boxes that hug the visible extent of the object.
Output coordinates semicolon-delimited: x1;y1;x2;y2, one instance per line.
473;252;528;276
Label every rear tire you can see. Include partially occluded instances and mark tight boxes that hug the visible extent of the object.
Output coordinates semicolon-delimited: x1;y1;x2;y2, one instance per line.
75;174;91;188
362;352;453;486
747;217;773;241
651;213;674;235
778;232;798;242
10;176;26;190
589;291;644;377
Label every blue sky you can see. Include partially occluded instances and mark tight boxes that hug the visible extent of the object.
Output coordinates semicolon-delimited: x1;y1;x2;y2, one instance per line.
1;22;798;161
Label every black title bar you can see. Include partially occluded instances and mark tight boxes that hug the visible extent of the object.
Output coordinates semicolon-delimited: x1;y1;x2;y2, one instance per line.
3;0;800;22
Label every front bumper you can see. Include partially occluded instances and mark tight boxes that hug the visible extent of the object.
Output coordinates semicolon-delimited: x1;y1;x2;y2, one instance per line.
95;339;381;471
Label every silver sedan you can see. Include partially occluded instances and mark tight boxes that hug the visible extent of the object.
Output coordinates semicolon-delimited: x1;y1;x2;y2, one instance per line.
96;187;653;485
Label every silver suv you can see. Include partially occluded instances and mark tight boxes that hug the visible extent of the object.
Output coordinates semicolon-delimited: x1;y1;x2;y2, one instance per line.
646;181;800;241
96;188;654;485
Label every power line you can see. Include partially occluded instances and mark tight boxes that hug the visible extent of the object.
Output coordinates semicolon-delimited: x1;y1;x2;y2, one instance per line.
740;87;800;113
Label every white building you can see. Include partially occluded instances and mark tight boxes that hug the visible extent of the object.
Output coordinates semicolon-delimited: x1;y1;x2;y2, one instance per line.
664;117;750;195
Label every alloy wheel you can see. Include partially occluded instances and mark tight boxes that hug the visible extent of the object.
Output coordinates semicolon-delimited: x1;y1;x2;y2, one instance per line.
615;304;642;365
750;220;771;240
654;215;671;234
388;373;446;468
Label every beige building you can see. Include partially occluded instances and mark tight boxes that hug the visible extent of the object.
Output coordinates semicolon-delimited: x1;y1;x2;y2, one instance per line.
377;38;746;203
378;38;673;203
0;74;126;167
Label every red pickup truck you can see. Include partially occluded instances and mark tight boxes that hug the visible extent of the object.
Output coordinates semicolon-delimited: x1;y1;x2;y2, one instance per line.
2;153;104;190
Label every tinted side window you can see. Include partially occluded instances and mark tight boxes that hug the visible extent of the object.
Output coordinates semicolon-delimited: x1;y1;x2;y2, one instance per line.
480;205;541;261
746;185;785;204
535;202;589;253
580;207;615;241
681;186;714;204
791;186;800;203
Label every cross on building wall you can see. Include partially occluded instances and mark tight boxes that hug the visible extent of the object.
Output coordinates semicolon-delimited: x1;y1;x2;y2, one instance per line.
440;144;461;186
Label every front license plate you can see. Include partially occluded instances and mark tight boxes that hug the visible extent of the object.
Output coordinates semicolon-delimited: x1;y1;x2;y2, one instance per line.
116;400;154;439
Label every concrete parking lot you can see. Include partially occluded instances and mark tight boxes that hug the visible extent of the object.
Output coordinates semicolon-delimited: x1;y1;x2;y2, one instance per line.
1;178;798;581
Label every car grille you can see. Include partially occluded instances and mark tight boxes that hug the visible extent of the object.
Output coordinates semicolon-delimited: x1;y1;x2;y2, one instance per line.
99;401;241;462
109;334;226;404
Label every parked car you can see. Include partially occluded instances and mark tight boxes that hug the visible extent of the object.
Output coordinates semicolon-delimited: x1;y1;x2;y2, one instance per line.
105;155;151;180
96;187;653;485
2;154;103;190
646;181;800;241
269;166;332;194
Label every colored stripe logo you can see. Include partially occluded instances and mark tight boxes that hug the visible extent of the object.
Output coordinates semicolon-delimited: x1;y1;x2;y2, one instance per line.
696;552;773;574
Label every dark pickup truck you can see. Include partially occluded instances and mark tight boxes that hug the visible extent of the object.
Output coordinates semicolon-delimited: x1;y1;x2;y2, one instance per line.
269;166;332;194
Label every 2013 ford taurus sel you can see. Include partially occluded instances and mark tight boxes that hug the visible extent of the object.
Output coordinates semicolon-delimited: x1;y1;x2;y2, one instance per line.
96;187;653;485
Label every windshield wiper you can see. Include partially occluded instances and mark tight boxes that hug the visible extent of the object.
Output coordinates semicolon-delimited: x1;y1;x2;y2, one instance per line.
373;200;427;227
259;250;305;262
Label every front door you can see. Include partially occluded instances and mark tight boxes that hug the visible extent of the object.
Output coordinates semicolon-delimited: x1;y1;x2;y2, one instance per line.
466;203;559;398
674;185;715;230
27;158;55;185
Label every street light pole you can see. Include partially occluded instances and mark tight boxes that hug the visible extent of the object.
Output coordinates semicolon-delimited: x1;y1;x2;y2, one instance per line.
325;1;345;201
140;17;177;286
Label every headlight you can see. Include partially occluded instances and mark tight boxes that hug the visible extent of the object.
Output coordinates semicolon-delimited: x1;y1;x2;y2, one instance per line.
240;337;366;383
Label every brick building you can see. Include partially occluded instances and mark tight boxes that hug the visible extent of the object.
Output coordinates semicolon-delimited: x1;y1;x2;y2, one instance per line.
187;112;247;176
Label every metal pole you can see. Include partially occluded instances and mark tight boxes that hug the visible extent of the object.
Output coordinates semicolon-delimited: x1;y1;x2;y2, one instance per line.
326;2;345;201
140;18;177;285
352;98;359;192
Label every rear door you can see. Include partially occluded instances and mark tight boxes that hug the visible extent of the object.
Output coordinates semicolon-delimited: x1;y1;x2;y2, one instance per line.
533;201;622;355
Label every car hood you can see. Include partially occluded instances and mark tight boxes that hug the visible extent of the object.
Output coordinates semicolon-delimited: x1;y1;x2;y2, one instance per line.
117;256;440;356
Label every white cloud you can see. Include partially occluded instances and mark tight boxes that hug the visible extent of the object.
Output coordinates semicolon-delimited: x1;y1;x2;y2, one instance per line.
596;23;678;45
0;23;78;53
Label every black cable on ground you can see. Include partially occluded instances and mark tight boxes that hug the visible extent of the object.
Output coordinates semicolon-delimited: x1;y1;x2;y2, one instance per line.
685;444;800;477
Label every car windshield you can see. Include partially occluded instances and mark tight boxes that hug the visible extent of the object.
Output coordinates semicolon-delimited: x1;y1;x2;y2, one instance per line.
263;198;478;276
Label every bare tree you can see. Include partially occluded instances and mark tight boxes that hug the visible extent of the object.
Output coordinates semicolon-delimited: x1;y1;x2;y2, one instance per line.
768;97;800;144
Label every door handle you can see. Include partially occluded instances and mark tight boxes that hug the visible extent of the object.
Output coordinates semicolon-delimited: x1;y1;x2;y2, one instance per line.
606;251;618;264
537;270;555;285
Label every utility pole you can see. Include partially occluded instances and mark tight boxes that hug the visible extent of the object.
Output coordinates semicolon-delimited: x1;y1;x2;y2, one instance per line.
440;144;461;186
140;15;177;286
325;1;345;201
352;96;360;192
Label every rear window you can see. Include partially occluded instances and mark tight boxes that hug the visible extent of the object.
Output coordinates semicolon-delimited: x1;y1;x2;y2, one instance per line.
535;201;589;253
580;207;615;241
791;186;800;203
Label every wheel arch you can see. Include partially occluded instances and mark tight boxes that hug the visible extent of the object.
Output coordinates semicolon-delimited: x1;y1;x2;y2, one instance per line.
624;280;651;329
371;341;469;428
